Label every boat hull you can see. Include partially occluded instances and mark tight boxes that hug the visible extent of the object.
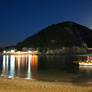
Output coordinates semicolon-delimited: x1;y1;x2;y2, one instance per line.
79;63;92;66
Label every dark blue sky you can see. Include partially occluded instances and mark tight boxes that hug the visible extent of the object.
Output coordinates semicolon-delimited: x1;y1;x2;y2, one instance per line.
0;0;92;47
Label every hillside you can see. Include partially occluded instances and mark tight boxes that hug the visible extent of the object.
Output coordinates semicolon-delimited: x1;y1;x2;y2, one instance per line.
16;21;92;54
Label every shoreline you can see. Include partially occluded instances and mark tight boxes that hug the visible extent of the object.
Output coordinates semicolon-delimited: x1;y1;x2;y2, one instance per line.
0;77;92;92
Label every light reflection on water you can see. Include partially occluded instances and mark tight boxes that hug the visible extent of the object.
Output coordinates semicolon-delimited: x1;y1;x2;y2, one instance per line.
79;66;92;81
71;65;92;85
1;55;38;79
1;55;92;85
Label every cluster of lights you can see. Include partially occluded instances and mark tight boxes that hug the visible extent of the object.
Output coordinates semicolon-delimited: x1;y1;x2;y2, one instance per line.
3;49;37;55
3;50;15;54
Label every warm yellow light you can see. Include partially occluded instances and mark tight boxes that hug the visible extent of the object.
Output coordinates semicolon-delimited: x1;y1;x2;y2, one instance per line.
3;50;6;53
17;51;21;54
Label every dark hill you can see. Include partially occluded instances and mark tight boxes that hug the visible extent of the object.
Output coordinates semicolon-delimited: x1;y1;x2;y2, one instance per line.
16;21;92;54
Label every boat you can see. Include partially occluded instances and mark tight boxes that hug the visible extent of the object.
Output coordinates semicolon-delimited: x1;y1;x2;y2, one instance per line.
74;56;92;66
79;61;92;66
74;61;92;66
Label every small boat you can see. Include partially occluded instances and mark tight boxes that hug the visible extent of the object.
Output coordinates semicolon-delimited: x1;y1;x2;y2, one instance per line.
73;61;92;66
74;55;92;66
79;61;92;66
79;56;92;66
74;56;92;66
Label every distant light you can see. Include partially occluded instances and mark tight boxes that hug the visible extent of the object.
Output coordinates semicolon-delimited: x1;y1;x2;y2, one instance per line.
28;50;32;53
17;51;21;54
7;51;10;53
3;50;6;53
11;50;15;53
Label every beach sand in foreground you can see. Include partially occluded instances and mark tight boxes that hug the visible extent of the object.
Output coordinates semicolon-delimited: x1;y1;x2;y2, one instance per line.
0;77;92;92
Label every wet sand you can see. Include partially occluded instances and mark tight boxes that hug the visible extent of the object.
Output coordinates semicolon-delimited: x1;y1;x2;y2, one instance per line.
0;77;92;92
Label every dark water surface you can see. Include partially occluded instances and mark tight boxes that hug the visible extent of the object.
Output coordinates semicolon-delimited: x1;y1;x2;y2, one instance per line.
0;55;92;85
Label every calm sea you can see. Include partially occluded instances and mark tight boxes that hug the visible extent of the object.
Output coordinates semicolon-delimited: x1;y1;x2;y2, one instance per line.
0;55;92;85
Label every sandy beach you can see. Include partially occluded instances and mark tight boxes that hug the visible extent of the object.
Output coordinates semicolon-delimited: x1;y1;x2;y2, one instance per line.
0;77;92;92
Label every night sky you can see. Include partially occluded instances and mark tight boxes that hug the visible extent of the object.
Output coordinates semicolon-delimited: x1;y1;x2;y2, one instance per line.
0;0;92;47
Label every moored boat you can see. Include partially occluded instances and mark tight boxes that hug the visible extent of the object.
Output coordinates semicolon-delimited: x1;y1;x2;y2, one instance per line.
74;56;92;66
79;62;92;66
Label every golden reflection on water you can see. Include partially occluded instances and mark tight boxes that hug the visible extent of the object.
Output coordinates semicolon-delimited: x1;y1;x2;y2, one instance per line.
31;55;38;73
79;66;92;84
79;66;92;76
1;55;38;79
